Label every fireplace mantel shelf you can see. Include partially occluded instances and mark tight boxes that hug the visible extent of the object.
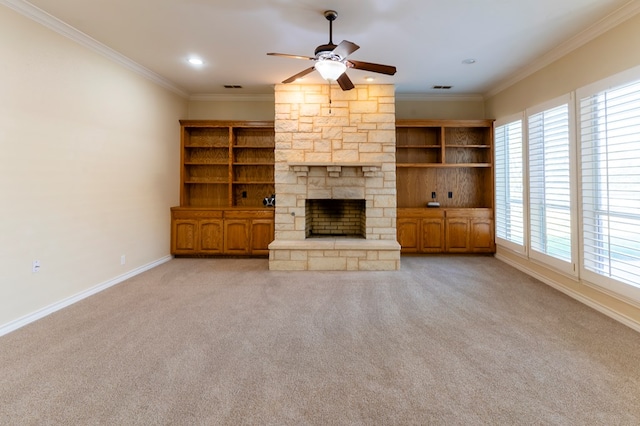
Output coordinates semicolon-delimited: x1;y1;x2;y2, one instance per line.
288;162;382;177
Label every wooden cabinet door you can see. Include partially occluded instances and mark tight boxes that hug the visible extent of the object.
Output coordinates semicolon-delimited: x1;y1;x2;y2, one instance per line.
397;218;420;253
421;218;444;253
250;219;274;255
445;218;470;252
172;220;198;254
199;220;224;254
224;219;250;255
470;219;494;252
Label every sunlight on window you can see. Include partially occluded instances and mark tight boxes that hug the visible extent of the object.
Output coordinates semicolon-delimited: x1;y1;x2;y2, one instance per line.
581;80;640;288
495;120;524;247
529;104;572;263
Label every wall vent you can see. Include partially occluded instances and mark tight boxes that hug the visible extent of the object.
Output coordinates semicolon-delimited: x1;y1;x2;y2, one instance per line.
432;85;453;90
223;85;243;89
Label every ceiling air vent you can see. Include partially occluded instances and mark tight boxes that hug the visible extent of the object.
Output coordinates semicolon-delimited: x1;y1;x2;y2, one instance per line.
432;85;453;90
223;85;243;89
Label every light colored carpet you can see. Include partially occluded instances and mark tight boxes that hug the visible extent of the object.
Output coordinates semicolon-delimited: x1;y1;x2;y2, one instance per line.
1;255;639;425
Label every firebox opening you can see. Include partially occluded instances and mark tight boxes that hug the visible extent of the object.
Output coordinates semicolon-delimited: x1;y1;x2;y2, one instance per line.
305;199;366;239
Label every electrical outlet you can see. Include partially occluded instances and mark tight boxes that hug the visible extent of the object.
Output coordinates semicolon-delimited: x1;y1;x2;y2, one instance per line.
32;260;41;273
448;191;453;198
120;255;126;265
431;191;436;199
242;191;247;198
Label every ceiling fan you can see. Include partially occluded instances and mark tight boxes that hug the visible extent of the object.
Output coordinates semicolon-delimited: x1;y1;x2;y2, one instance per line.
267;10;397;91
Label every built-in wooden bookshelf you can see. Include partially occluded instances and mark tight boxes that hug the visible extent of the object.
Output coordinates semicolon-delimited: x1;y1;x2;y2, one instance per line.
172;120;275;256
395;119;495;253
180;121;275;208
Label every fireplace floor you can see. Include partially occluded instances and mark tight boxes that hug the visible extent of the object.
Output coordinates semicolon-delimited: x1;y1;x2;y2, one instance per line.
306;234;365;239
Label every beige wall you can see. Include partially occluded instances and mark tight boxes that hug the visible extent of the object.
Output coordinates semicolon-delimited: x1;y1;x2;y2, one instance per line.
485;12;640;330
188;98;275;120
396;98;485;119
188;96;486;121
0;6;188;331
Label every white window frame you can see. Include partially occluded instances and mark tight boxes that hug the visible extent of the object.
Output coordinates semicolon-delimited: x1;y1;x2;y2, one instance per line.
495;113;527;255
576;64;640;303
526;94;578;276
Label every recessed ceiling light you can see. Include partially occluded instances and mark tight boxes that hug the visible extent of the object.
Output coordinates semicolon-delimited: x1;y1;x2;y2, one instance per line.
462;58;476;65
364;76;375;82
188;58;204;65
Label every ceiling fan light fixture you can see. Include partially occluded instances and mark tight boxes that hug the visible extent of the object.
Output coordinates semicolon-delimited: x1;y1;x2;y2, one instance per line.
315;60;347;81
267;9;395;90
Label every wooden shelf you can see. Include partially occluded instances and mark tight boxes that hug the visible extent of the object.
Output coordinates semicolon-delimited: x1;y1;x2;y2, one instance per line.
233;181;273;184
395;119;494;209
445;144;491;148
233;162;273;166
185;162;228;165
396;163;492;168
179;120;275;208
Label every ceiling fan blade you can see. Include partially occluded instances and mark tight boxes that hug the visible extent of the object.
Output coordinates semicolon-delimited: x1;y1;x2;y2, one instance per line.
267;52;315;61
337;73;355;91
348;60;397;75
282;67;316;84
332;40;359;59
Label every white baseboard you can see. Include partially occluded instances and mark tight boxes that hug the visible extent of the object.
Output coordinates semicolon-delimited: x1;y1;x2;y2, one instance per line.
0;255;173;337
495;253;640;334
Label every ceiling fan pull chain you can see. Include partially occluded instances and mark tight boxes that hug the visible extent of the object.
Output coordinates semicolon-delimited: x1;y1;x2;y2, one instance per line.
329;82;332;114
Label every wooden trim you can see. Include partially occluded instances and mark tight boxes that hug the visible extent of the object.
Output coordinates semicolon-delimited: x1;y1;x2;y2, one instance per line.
179;120;274;128
396;119;494;128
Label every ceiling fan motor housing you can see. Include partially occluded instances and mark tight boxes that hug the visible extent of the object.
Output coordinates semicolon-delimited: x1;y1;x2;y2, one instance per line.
314;44;338;57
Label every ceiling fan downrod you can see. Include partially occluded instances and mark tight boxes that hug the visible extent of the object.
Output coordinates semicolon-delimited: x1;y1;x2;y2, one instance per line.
324;10;338;45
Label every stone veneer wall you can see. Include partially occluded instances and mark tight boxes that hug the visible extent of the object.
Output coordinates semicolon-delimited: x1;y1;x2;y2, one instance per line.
268;84;401;271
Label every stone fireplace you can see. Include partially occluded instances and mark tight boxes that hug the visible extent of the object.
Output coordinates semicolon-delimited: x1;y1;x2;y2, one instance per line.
268;84;401;271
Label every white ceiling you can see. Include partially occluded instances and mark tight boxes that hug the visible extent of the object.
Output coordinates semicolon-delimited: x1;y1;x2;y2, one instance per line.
14;0;639;97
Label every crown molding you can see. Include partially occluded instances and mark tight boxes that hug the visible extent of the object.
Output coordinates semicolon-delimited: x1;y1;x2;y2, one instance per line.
1;0;189;98
396;93;484;102
189;93;276;102
485;0;640;99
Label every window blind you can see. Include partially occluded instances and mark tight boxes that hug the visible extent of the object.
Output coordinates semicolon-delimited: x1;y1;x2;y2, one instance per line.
495;120;525;248
580;79;640;288
528;104;572;263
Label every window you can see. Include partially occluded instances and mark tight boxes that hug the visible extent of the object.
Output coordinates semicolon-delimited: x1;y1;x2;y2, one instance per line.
579;76;640;295
495;117;525;252
528;98;574;272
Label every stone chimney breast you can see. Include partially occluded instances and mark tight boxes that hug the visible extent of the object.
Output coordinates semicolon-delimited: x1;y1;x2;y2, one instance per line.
268;84;401;271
